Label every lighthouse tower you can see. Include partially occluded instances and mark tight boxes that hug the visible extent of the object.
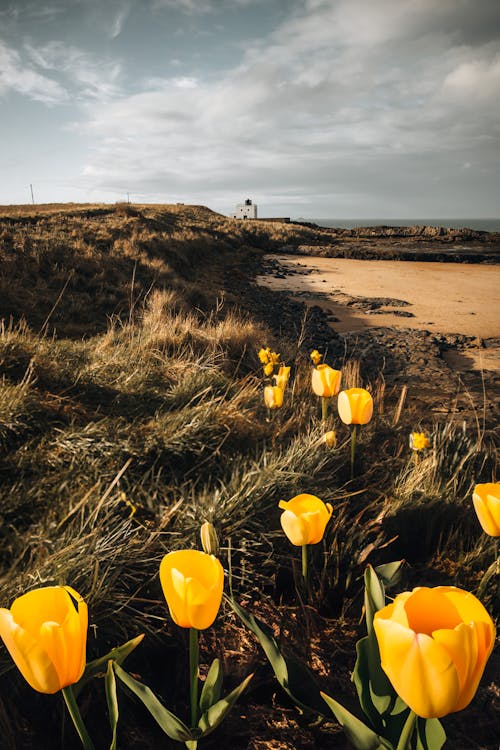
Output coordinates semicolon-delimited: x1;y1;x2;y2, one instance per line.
232;198;257;220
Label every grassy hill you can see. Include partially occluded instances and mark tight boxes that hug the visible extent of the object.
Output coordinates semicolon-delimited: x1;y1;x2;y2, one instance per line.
0;204;497;749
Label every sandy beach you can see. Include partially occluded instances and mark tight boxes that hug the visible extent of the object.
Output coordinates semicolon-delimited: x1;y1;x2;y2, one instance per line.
258;255;500;370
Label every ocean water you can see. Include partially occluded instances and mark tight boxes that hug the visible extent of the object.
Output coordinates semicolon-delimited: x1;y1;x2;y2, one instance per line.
303;218;500;232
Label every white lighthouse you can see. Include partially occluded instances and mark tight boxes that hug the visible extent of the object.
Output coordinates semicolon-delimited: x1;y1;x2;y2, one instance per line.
232;198;257;220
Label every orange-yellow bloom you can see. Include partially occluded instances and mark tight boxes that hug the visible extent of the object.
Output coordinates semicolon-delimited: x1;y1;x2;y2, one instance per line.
274;365;291;391
311;364;342;398
263;362;274;377
160;550;224;630
337;388;373;425
279;493;333;546
264;385;283;409
472;483;500;537
410;432;430;451
324;430;337;448
258;347;270;364
310;349;322;366
373;586;495;719
0;586;88;694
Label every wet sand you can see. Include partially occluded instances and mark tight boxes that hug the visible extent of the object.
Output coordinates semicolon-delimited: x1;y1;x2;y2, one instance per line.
257;255;500;371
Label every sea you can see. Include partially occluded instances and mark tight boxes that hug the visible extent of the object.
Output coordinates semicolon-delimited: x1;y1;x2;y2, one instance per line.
300;218;500;232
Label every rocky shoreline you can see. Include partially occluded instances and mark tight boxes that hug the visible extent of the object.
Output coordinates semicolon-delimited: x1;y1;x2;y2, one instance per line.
278;223;500;263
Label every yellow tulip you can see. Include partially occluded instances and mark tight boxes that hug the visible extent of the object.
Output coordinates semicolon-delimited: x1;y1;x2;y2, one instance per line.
279;493;333;546
264;385;283;409
159;550;224;630
263;362;274;377
373;586;495;719
310;349;322;366
324;430;337;447
337;387;373;425
311;364;342;398
0;586;88;694
409;432;430;451
258;347;270;364
274;365;291;391
472;483;500;537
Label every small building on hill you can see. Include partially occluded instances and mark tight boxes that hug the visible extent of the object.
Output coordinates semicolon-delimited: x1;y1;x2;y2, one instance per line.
232;198;257;220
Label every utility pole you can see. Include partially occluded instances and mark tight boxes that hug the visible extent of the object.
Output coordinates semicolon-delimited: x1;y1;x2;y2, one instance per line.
30;184;35;205
127;192;130;204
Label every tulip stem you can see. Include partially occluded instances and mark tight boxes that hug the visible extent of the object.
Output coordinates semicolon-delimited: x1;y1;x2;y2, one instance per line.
62;685;96;750
189;627;199;728
302;544;308;585
350;425;357;478
396;709;417;750
321;396;329;423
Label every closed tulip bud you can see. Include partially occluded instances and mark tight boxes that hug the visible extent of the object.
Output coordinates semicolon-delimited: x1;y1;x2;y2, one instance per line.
258;347;270;364
279;493;333;546
200;521;219;556
263;362;274;377
324;430;337;447
274;364;291;391
310;349;322;366
337;387;373;425
160;550;224;630
0;586;88;694
472;483;500;537
264;385;283;409
311;364;342;397
373;586;495;719
409;432;430;451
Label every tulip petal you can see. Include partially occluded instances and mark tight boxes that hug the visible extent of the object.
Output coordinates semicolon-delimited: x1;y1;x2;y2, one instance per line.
337;390;352;424
0;609;61;693
472;492;500;536
374;618;460;718
280;510;308;546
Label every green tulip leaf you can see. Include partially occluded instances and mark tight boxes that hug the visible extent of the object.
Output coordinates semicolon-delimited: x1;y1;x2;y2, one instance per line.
374;561;404;590
113;662;199;743
75;634;145;696
229;598;326;716
364;566;386;634
105;661;119;750
354;636;392;723
415;717;446;750
321;691;393;750
199;658;224;714
198;672;254;735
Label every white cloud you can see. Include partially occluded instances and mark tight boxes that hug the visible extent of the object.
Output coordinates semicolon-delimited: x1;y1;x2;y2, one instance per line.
24;40;122;101
109;3;131;39
0;40;67;103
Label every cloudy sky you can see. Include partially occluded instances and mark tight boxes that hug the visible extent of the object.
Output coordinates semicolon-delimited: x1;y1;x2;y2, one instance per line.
1;0;499;218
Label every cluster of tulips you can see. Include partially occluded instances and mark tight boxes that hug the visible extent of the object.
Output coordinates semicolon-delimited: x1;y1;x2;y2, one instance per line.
1;484;498;748
261;345;374;476
0;348;497;749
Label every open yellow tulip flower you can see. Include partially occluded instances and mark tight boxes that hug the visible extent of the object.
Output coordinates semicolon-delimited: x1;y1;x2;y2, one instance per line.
311;364;342;398
279;493;333;546
264;385;284;409
0;586;88;694
472;482;500;537
409;432;430;451
273;365;290;391
160;550;224;630
337;387;373;425
373;586;495;719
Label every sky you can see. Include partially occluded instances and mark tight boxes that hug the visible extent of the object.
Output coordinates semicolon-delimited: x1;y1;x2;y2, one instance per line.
1;0;500;218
